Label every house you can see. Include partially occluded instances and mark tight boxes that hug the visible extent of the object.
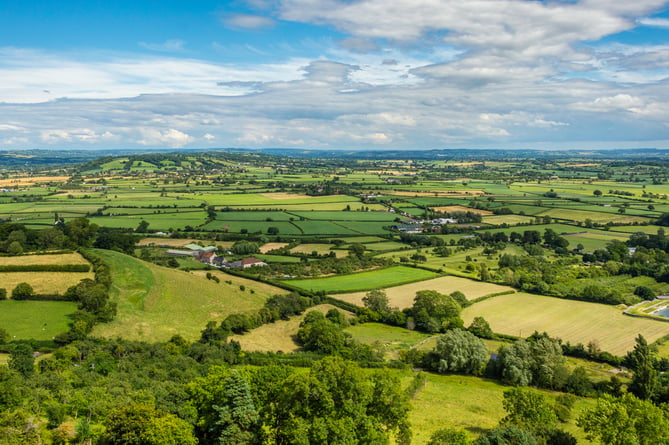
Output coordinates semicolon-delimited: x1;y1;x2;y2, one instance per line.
196;250;216;264
220;257;268;269
240;257;267;268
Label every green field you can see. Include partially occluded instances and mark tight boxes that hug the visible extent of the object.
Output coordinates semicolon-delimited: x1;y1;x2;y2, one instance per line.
283;266;439;293
90;250;288;341
462;292;669;355
0;300;77;340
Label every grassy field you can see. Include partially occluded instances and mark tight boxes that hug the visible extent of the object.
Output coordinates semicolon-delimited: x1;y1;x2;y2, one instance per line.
0;271;94;295
0;252;89;266
406;372;595;444
333;276;515;309
284;266;439;293
232;304;351;352
91;250;287;342
0;300;77;340
462;293;669;355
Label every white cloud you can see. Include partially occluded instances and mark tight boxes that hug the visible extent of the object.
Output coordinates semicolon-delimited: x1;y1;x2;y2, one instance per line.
637;17;669;28
137;128;195;148
222;13;276;29
0;48;309;103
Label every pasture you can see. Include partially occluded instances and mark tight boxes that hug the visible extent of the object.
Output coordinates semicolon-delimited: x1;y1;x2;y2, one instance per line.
284;266;438;293
0;300;77;340
90;250;287;342
462;292;669;355
333;276;514;309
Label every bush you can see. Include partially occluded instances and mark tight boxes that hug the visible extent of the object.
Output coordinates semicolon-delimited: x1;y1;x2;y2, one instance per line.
11;282;34;300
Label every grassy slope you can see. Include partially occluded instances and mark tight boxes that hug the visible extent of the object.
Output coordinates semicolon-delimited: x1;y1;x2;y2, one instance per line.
462;292;669;355
91;250;287;342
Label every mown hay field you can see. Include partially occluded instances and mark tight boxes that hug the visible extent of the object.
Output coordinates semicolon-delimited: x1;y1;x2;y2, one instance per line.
284;266;438;293
462;293;669;355
90;250;287;342
260;242;289;253
333;276;514;309
0;271;93;295
0;252;89;266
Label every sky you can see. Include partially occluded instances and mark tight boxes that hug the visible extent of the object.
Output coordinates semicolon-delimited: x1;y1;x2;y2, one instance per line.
1;0;669;151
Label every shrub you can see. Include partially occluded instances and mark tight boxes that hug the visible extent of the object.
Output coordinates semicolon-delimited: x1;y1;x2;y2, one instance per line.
11;282;34;300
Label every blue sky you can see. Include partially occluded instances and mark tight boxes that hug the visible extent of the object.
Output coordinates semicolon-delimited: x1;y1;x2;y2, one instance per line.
1;0;669;150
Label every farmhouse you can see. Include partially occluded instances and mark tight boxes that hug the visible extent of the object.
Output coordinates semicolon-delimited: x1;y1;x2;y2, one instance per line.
196;250;216;265
221;257;268;269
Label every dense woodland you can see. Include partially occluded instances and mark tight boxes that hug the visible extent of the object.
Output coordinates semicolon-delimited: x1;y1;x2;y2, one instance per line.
3;150;669;443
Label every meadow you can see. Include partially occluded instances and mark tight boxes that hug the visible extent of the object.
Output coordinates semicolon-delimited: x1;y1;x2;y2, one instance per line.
0;300;77;340
283;266;439;293
462;292;669;355
405;372;596;444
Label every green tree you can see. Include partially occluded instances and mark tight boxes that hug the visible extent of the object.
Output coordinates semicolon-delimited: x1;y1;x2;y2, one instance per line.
348;243;366;258
502;387;556;439
627;334;658;400
434;329;488;375
578;393;669;445
136;219;150;233
8;343;34;378
362;289;390;313
11;282;34;300
412;290;461;333
467;316;493;339
272;357;411;445
6;241;23;256
104;403;196;445
213;370;261;444
296;311;346;355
